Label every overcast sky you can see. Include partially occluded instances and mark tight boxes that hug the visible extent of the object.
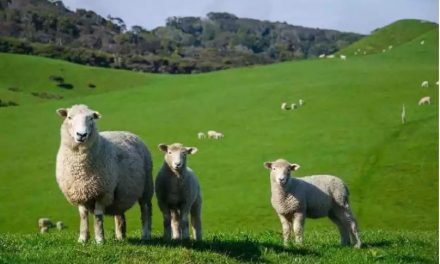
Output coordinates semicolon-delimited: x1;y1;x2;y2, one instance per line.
61;0;438;34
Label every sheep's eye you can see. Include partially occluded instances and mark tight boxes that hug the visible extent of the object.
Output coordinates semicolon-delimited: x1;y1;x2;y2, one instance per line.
272;168;275;170
168;152;172;154
68;116;72;120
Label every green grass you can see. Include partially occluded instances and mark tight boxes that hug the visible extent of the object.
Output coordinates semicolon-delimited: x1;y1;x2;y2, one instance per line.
0;19;438;262
0;230;437;263
338;19;438;56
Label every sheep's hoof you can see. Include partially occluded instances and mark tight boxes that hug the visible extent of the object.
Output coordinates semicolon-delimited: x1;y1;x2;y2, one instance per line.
140;235;151;242
354;243;362;249
95;238;104;245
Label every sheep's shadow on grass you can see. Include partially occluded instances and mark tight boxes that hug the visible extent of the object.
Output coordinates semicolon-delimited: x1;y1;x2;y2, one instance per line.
127;236;319;262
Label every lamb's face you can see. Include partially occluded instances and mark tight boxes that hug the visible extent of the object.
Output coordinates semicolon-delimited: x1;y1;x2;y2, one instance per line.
159;143;198;172
264;159;300;186
57;104;101;144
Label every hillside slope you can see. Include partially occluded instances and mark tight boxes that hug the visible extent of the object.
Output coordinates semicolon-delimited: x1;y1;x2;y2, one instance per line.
338;19;438;56
0;25;437;236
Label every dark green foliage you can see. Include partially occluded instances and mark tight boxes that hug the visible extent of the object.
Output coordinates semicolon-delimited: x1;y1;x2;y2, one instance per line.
0;0;363;73
48;75;64;83
7;86;20;92
57;82;73;89
0;99;18;107
31;91;63;99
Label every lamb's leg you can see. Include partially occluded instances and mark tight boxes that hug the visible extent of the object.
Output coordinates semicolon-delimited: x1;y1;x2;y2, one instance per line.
94;202;105;244
139;199;152;241
343;206;362;248
329;210;350;246
293;212;305;244
179;204;191;240
114;214;126;241
190;196;202;241
278;214;292;247
78;205;89;243
159;204;172;241
171;209;181;240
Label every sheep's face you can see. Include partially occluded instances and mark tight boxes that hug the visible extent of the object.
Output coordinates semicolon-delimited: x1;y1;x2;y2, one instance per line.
57;104;101;144
264;159;300;186
159;143;198;172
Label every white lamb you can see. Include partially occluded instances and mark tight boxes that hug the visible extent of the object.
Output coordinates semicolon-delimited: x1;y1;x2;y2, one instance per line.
55;104;154;244
281;102;290;110
388;45;393;50
340;55;346;60
299;99;304;107
319;54;326;58
291;103;297;110
421;81;429;88
327;55;335;59
264;159;362;248
420;40;425;45
197;132;206;139
156;143;202;241
418;96;431;105
207;130;224;139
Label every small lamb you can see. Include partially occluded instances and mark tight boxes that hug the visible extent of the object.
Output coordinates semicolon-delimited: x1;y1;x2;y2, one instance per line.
56;221;65;230
156;143;202;241
264;159;361;248
197;132;206;139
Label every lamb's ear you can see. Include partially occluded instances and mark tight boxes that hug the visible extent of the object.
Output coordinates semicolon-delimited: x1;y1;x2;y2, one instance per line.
264;162;272;170
289;163;300;171
158;144;168;153
186;147;198;155
93;111;101;119
56;108;68;119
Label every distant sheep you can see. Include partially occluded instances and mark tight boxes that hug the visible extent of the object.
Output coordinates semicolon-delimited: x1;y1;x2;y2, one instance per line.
319;54;326;58
340;55;346;60
264;159;362;248
281;102;290;110
55;104;154;243
418;96;431;105
207;130;224;139
382;49;386;53
363;51;367;55
56;221;65;230
38;218;54;234
299;99;304;107
327;55;335;59
420;40;425;45
421;81;429;88
156;143;202;240
388;45;393;50
436;81;439;86
354;52;358;55
197;132;206;139
291;103;297;109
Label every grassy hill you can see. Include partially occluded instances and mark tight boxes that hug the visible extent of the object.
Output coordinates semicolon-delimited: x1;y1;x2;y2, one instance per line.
338;19;438;56
0;20;438;262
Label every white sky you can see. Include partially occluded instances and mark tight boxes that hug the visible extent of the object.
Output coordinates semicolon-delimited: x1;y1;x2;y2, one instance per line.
61;0;439;34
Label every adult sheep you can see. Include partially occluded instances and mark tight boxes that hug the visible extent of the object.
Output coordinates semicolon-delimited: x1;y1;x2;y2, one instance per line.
155;143;202;241
421;81;429;88
418;96;431;105
55;104;154;244
263;159;361;248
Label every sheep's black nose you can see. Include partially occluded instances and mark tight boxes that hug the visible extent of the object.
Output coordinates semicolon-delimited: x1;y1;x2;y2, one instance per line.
77;132;88;138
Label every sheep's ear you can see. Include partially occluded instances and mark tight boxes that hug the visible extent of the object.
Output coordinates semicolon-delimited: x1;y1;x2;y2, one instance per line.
264;162;272;169
289;163;300;171
56;108;68;118
93;111;101;119
186;147;198;155
158;144;168;153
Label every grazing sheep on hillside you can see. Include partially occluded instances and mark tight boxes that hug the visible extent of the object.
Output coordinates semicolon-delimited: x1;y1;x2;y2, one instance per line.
420;40;425;45
354;52;358;55
421;81;429;88
340;55;346;60
291;103;297;109
197;132;206;139
264;159;362;248
55;104;154;244
418;96;431;105
327;55;335;59
401;104;406;124
38;218;53;233
363;51;367;55
382;49;386;53
319;54;326;58
281;102;290;110
156;143;202;241
207;130;224;139
388;45;393;50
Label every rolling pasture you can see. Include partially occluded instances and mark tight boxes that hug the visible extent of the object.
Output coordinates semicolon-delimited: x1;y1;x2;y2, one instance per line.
0;20;438;263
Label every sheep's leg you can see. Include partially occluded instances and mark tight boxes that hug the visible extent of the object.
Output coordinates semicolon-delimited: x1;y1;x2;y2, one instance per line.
179;204;191;240
343;206;362;248
78;205;89;243
170;209;181;240
329;210;350;246
190;196;202;241
293;212;305;244
139;199;152;241
159;205;172;241
278;214;292;247
94;202;105;244
114;214;126;241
